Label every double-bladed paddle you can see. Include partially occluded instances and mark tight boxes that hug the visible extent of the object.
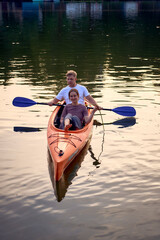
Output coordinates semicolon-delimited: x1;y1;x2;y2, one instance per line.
12;97;136;117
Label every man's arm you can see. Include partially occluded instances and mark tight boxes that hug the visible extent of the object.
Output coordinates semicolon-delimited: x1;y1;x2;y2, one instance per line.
85;95;102;110
47;97;60;106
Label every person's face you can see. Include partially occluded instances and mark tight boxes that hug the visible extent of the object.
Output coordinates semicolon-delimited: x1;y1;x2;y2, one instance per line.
66;74;77;87
69;91;79;103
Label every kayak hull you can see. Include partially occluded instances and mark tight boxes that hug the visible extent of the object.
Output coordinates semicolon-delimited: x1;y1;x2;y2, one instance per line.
47;104;93;181
48;138;91;202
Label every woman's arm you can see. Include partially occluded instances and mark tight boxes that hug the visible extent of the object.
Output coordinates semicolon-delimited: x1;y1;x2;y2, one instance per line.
84;107;98;125
60;117;64;124
60;105;68;123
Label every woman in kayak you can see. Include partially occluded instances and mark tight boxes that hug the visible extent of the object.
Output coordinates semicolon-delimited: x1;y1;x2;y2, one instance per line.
60;88;98;131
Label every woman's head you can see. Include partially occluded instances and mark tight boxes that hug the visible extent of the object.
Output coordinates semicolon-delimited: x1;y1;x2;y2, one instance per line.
68;89;79;102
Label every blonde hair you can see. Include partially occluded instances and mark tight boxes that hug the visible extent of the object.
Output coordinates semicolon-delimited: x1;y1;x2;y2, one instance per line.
68;88;79;98
66;70;77;78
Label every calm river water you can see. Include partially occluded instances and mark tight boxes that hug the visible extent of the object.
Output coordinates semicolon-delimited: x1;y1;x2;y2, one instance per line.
0;1;160;240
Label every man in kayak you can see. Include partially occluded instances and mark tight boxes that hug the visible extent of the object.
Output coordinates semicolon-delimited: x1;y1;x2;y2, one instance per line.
47;70;102;109
60;88;98;131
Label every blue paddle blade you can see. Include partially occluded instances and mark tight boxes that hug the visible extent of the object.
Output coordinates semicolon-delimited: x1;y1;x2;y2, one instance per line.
112;106;136;117
12;97;37;107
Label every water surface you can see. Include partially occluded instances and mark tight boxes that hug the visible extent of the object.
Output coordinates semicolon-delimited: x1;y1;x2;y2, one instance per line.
0;1;160;240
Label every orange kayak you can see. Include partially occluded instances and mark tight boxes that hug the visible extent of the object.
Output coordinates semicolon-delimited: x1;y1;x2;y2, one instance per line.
47;104;93;181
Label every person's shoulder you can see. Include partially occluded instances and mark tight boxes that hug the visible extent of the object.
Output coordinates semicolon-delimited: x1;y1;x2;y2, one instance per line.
67;103;75;109
76;84;84;88
66;103;72;107
63;104;70;111
76;84;87;90
61;85;70;91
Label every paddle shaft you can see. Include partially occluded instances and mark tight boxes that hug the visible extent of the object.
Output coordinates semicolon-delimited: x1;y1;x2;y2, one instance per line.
87;106;111;111
37;102;111;111
34;103;136;117
38;103;112;112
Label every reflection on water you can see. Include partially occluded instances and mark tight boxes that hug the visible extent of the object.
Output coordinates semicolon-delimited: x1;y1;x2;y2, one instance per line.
1;1;160;240
94;117;136;128
0;1;160;95
14;126;42;132
48;117;136;202
13;117;136;133
124;2;139;18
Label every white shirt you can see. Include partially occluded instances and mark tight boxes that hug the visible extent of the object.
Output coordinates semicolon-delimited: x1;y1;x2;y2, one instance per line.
56;84;89;105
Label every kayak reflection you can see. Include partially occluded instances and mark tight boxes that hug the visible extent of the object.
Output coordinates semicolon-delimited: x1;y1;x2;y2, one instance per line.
47;138;91;202
13;126;42;132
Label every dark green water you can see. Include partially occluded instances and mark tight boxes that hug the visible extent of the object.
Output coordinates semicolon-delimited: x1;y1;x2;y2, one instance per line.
0;1;160;240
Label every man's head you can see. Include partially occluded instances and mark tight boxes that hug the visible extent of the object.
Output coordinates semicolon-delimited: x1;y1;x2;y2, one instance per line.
66;70;77;78
66;70;77;87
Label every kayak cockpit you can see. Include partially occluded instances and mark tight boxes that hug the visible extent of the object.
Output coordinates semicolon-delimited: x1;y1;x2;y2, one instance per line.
53;103;87;130
54;104;65;129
